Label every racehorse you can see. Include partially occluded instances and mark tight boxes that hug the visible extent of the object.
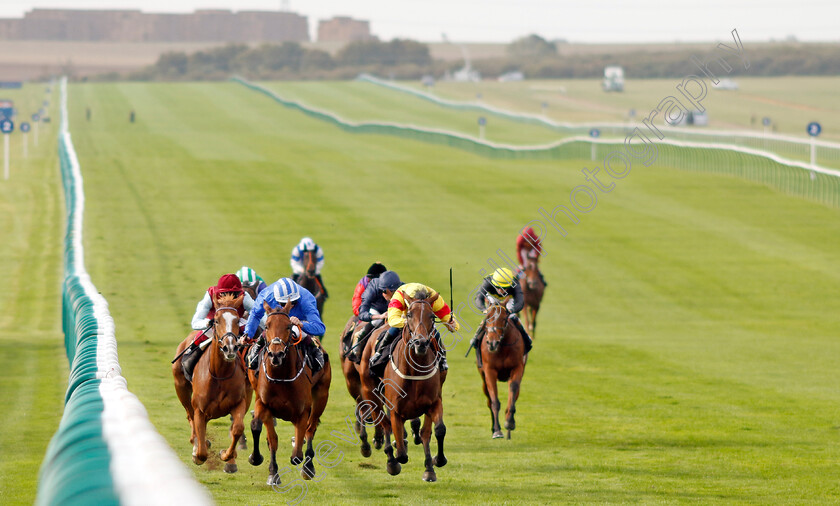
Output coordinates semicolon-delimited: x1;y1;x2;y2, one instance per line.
378;292;448;482
521;258;544;337
477;303;527;439
298;249;326;316
248;301;331;485
339;315;386;457
172;293;251;473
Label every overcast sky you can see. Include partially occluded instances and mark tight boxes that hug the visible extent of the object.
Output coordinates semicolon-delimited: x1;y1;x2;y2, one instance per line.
0;0;837;43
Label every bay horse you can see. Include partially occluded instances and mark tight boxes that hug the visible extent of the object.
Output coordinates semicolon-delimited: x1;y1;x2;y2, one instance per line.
521;258;544;337
478;303;526;439
298;250;326;316
172;293;251;473
248;301;331;485
378;292;448;482
339;315;386;457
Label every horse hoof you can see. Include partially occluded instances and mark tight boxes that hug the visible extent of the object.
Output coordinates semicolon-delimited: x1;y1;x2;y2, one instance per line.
238;435;247;450
360;443;371;458
374;439;383;450
386;461;401;476
267;474;281;486
192;455;206;465
433;455;447;467
301;466;315;480
224;463;238;474
413;435;422;445
492;431;504;439
397;453;408;465
504;418;516;431
422;471;437;482
249;454;263;466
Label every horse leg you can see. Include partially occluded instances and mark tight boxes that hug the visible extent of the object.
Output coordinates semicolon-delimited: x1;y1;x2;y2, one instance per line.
248;400;265;466
391;410;408;465
483;368;503;438
290;418;307;468
239;386;253;450
382;412;400;476
191;410;208;465
301;433;317;480
411;418;422;445
221;401;246;473
504;365;525;439
360;375;385;450
430;398;447;468
420;413;436;482
263;410;281;486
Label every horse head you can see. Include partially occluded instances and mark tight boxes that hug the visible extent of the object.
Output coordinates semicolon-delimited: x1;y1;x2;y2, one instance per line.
403;291;437;357
525;260;541;291
213;293;244;361
264;300;295;367
303;250;317;277
484;303;510;354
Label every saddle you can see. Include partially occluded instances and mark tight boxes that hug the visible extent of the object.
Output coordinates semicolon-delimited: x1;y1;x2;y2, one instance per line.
369;337;400;379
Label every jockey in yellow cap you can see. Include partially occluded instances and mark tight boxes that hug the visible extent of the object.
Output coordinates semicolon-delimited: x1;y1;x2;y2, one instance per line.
369;282;459;376
469;268;533;364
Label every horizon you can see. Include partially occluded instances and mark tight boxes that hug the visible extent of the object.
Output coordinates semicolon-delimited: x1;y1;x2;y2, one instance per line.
0;1;837;44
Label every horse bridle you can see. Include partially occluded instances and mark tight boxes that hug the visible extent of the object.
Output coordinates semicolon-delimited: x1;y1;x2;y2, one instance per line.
485;304;510;339
209;305;240;381
405;299;436;346
261;309;306;383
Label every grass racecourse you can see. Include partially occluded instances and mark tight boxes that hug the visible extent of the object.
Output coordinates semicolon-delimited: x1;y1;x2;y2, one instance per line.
8;78;840;504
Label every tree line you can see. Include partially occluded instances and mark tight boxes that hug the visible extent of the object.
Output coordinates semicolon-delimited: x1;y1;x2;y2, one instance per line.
102;35;840;81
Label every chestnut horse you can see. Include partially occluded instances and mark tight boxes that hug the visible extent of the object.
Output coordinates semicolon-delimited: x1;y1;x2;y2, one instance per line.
521;258;544;337
172;293;251;473
339;315;386;457
298;250;326;316
478;303;526;439
248;301;331;485
378;293;448;482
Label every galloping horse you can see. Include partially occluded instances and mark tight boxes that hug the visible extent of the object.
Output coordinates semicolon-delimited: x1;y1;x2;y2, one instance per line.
521;258;544;337
298;250;326;315
172;293;251;473
378;292;448;482
478;303;527;439
339;317;386;457
248;301;331;485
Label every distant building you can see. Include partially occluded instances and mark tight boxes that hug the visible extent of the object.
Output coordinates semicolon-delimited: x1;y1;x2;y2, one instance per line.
0;8;310;43
317;16;373;43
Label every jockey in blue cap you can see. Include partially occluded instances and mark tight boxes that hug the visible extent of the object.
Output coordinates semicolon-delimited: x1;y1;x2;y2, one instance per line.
244;277;326;372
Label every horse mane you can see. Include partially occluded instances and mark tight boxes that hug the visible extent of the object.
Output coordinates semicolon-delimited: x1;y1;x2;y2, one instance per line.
216;293;242;308
413;288;429;300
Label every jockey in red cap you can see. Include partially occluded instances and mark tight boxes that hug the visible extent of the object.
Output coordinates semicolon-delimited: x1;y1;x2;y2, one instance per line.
516;226;547;286
180;274;255;381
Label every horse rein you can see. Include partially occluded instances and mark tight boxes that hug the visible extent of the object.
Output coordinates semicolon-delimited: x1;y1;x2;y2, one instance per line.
208;306;242;381
261;308;307;383
389;299;440;380
484;304;513;344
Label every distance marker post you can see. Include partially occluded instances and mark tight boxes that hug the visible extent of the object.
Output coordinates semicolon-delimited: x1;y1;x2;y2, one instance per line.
31;113;39;147
478;116;487;140
807;121;822;167
589;128;600;160
1;118;14;180
20;121;30;158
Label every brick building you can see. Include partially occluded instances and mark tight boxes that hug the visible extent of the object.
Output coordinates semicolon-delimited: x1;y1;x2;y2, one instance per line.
317;16;373;43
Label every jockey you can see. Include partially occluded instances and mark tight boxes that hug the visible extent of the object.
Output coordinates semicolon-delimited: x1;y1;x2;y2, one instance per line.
290;237;327;298
516;226;547;286
236;266;267;299
344;270;401;363
469;268;533;356
181;274;255;380
244;277;326;373
369;282;459;376
352;262;388;316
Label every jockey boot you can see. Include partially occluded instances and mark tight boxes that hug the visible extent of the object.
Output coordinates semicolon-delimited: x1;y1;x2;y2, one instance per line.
316;274;328;298
539;271;548;287
348;322;372;363
509;314;533;354
181;343;202;382
306;337;325;373
247;337;264;370
469;324;486;349
369;327;400;375
434;332;448;371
